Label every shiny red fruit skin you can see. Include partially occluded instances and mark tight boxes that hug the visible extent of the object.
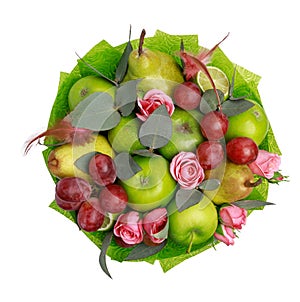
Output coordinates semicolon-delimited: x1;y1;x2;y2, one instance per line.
55;177;92;211
77;198;105;232
99;184;128;213
173;82;202;110
196;141;224;170
200;111;229;140
226;137;259;165
89;153;116;186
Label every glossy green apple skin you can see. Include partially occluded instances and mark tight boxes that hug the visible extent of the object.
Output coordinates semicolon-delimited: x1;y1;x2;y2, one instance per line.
68;75;115;111
225;100;269;146
168;196;218;247
158;108;205;160
119;155;177;212
108;114;144;153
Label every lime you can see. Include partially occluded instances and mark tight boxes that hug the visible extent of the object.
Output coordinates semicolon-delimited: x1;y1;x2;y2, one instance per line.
196;66;229;98
98;212;117;231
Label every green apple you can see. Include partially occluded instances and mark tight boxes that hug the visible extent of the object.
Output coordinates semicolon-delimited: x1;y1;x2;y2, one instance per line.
158;107;205;160
168;195;218;252
119;155;177;212
108;114;144;153
225;100;269;146
68;75;115;111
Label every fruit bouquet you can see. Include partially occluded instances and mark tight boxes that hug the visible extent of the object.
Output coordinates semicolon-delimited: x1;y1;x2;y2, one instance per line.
25;28;286;278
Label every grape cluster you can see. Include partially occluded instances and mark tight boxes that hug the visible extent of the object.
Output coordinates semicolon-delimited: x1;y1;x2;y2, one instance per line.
54;153;128;232
196;109;258;169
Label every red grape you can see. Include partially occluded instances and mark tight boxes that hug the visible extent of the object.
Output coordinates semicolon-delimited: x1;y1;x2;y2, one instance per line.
99;184;128;213
226;137;258;164
55;177;92;211
200;111;229;140
196;141;224;170
173;82;202;110
77;197;105;232
89;153;117;186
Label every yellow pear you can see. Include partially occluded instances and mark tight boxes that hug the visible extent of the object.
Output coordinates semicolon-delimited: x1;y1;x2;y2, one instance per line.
123;29;184;95
47;134;114;181
204;161;258;205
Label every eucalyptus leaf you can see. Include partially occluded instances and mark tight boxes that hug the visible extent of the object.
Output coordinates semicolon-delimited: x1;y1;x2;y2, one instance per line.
99;231;113;279
125;241;167;261
115;80;140;116
70;92;121;131
221;99;254;117
132;149;158;157
114;152;142;180
139;105;172;149
74;151;99;174
233;199;275;210
200;89;224;114
115;27;132;84
153;219;169;240
176;189;204;212
198;179;220;191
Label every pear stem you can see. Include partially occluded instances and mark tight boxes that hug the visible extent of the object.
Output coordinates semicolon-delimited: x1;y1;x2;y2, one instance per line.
244;178;263;188
138;29;146;56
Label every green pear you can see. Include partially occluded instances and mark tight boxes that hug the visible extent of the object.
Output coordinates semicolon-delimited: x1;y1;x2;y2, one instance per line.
108;114;144;153
123;30;184;95
168;196;218;252
204;161;260;205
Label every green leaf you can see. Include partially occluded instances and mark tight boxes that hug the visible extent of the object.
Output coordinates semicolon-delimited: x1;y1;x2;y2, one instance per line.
70;92;121;131
199;89;224;114
99;231;113;279
233;199;275;210
125;241;167;261
221;99;254;117
115;26;132;83
74;151;98;174
139;105;172;149
175;189;204;212
115;80;140;116
198;179;220;191
114;152;142;180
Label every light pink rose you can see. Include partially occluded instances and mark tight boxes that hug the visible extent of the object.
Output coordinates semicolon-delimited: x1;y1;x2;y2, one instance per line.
219;205;247;230
142;208;168;244
113;211;143;245
214;225;236;246
248;150;281;179
170;151;205;189
136;89;175;121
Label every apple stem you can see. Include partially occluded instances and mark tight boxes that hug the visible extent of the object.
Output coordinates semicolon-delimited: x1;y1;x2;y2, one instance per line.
138;29;146;56
244;178;263;188
186;232;194;254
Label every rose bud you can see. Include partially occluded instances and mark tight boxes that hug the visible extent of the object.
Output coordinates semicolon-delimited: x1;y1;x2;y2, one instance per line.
170;151;204;189
143;208;168;245
136;89;174;121
219;205;247;230
113;211;143;246
248;150;281;179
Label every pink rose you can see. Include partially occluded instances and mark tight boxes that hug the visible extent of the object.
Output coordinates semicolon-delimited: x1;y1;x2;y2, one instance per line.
113;211;143;245
170;151;205;189
219;205;247;230
248;150;281;179
142;208;168;244
136;89;175;121
214;225;236;246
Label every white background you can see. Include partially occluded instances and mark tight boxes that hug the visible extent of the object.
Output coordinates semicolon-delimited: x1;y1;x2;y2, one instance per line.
1;0;299;301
